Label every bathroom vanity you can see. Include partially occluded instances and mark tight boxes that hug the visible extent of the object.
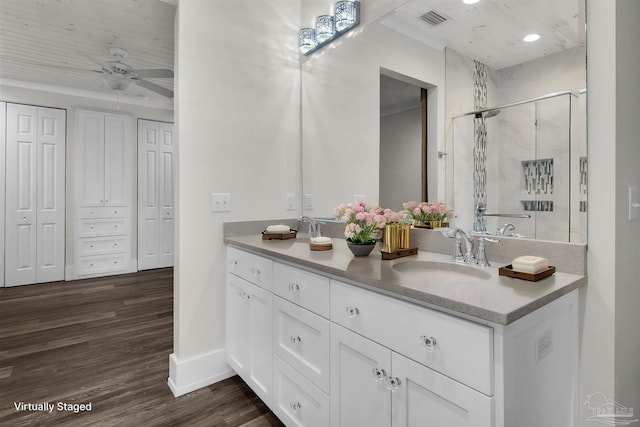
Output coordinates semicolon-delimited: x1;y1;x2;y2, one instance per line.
225;234;585;427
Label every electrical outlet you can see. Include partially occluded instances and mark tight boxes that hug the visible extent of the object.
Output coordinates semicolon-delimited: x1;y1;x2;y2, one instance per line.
354;194;366;204
211;193;231;212
286;193;296;210
536;329;553;363
304;194;313;210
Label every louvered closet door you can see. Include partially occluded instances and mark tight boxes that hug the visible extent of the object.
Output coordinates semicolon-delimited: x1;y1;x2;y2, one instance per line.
5;104;65;287
138;119;174;270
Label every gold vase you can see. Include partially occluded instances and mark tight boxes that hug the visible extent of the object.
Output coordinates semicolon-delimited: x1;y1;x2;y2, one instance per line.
428;220;442;229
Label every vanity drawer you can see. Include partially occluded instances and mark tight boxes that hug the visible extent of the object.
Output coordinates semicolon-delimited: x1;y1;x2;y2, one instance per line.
274;297;330;393
77;236;128;256
273;355;330;427
274;263;330;318
78;207;129;219
77;253;129;276
78;218;128;237
227;247;274;291
330;280;493;395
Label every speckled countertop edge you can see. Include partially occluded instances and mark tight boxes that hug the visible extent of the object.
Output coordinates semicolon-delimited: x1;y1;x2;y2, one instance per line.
224;235;587;325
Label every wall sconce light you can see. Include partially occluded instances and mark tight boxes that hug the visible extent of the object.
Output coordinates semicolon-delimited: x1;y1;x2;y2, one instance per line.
299;1;360;55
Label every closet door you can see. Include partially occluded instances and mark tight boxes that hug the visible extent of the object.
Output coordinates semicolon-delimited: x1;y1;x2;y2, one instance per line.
0;102;5;287
138;119;174;270
5;104;65;286
36;107;66;283
104;114;128;207
77;109;105;207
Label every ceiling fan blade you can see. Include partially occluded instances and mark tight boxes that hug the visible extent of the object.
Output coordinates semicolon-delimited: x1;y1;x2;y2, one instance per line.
137;79;174;98
134;69;174;78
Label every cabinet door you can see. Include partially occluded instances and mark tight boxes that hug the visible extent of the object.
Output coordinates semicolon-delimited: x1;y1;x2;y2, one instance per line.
226;274;273;406
330;323;391;427
103;114;129;206
391;352;493;427
77;109;105;207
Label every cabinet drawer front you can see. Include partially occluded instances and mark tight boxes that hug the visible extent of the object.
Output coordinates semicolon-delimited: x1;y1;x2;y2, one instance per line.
274;297;330;393
78;207;129;219
77;236;128;256
77;253;129;275
274;263;330;318
78;218;128;237
330;280;493;395
273;355;330;427
227;247;274;291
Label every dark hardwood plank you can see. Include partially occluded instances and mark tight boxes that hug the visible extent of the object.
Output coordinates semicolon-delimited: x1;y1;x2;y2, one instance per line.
0;269;284;426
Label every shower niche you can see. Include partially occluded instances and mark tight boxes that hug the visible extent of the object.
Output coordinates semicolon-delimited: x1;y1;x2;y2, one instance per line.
452;91;587;243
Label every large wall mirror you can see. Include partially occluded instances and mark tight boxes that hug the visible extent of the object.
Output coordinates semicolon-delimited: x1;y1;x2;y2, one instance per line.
301;0;586;243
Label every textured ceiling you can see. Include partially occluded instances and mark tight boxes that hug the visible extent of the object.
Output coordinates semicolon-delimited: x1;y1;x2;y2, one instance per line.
0;0;175;107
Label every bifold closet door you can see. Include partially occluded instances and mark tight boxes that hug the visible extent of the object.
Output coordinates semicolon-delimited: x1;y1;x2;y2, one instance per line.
138;119;174;270
5;104;65;287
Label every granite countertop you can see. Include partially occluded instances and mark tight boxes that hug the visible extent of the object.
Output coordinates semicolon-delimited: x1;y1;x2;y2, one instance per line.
224;235;587;325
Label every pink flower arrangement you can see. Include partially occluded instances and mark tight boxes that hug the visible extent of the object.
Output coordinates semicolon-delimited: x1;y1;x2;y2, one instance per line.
333;201;388;245
402;201;454;225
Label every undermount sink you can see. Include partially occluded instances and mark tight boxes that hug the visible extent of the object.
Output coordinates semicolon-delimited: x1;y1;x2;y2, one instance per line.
392;260;492;281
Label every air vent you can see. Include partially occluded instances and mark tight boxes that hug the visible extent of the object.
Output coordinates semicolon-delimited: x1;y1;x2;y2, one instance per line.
420;10;447;26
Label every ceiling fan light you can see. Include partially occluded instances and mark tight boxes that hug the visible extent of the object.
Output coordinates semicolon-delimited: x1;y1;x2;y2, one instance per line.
101;75;136;92
523;33;541;42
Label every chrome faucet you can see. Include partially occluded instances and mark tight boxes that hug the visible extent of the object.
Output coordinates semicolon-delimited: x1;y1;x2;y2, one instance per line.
299;216;323;238
442;228;499;267
497;223;516;236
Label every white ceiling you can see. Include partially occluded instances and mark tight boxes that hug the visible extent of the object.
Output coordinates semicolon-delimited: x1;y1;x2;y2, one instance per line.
0;0;175;107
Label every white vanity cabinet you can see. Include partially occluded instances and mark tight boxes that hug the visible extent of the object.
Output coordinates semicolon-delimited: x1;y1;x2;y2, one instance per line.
226;248;274;406
225;246;579;427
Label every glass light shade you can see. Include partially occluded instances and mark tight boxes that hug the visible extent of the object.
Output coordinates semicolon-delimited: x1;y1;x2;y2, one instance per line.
315;15;335;43
335;1;358;32
299;28;317;54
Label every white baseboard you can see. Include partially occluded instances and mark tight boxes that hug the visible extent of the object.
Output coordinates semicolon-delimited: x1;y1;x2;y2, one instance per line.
167;350;235;397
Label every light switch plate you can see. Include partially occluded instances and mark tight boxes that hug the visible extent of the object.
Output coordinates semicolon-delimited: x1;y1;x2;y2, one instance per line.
304;194;313;210
211;193;231;212
286;193;296;210
630;187;639;220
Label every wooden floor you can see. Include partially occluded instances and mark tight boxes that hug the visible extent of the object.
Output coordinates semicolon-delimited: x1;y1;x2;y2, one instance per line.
0;269;284;427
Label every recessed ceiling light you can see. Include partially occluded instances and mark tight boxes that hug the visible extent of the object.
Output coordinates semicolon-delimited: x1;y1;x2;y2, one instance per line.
463;0;481;4
523;33;541;42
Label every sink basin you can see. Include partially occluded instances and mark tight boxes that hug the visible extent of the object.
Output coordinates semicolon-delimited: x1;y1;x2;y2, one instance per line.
392;260;491;281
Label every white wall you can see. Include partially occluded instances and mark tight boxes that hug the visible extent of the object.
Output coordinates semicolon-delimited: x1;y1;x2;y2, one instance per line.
0;83;173;278
171;0;301;391
614;0;640;416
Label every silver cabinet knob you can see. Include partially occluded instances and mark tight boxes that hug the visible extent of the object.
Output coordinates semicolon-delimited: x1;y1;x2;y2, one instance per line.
290;402;301;413
288;283;300;293
239;290;251;301
386;376;401;392
419;335;437;351
346;306;360;319
372;367;387;382
290;336;302;345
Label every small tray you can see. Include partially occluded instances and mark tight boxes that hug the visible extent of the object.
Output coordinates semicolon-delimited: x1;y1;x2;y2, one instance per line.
381;247;418;260
310;242;333;251
499;264;556;282
262;229;297;240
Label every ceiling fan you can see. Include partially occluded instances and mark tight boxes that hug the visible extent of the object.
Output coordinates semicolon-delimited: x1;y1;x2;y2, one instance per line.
98;47;174;98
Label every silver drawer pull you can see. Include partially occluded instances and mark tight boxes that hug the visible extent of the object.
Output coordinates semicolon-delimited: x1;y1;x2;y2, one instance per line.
290;402;302;413
290;336;301;345
419;335;437;351
371;367;386;382
239;290;251;301
386;376;401;392
346;306;360;319
228;260;238;266
288;283;300;293
251;267;261;275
